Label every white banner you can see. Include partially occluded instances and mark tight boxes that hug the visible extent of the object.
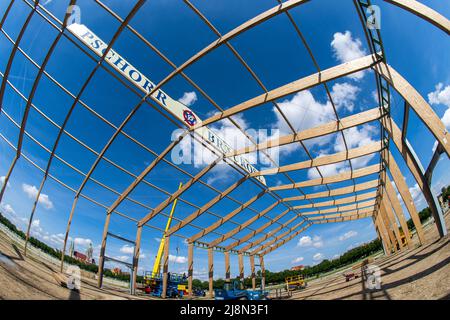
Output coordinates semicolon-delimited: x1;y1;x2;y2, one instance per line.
68;24;266;185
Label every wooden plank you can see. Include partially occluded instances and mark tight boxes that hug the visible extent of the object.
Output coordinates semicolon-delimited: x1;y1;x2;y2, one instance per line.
251;141;382;177
187;242;193;298
223;208;291;250
258;224;311;256
381;197;404;250
195;54;379;129
224;251;230;280
283;180;379;201
375;215;392;255
238;253;244;281
138;159;219;226
384;150;425;244
292;191;377;209
166;176;248;236
307;207;375;220
240;219;306;253
207;201;281;248
162;235;170;298
208;248;213;299
299;199;376;215
384;178;412;247
131;225;142;294
374;62;450;157
270;164;380;191
384;0;450;34
230;108;382;157
260;256;266;290
312;211;374;223
189;190;267;242
378;205;398;253
250;255;256;290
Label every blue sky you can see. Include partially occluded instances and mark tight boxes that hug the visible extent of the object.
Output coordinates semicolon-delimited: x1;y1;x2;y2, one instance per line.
0;0;449;280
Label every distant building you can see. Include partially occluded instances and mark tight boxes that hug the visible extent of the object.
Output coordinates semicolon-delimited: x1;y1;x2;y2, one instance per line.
74;251;87;262
291;265;304;271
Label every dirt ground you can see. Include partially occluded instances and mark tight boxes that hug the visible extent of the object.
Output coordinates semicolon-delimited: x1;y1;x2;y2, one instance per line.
287;212;450;300
0;212;449;300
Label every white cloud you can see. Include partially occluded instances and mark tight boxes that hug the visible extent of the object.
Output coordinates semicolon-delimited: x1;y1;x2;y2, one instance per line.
0;203;15;216
339;230;358;241
120;245;135;255
409;183;425;208
297;235;323;248
313;253;324;261
330;82;360;112
169;255;187;264
292;257;304;264
331;31;367;80
22;183;54;210
178;91;198;106
0;176;11;189
74;237;92;247
114;255;130;262
428;83;450;150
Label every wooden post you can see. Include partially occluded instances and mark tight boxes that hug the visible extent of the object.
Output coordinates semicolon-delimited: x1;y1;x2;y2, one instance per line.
208;248;213;299
187;242;193;299
381;196;404;250
379;207;398;253
97;211;113;288
162;235;170;298
384;177;412;248
250;255;256;290
131;225;143;295
259;255;265;290
375;214;392;255
385;151;425;244
238;253;244;282
224;251;230;281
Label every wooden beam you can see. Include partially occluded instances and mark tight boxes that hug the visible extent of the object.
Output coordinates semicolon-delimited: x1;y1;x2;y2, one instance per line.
207;201;281;248
238;253;244;282
311;211;374;223
374;62;450;157
259;256;265;290
166;176;248;237
238;216;304;253
308;206;375;220
229;108;383;157
223;208;291;250
189;190;267;242
384;177;412;248
271;164;380;191
283;179;379;202
292;191;377;209
249;220;307;254
131;225;142;295
384;150;425;244
250;255;256;290
187;242;193;298
194;54;380;129
378;206;398;253
258;224;311;256
299;199;376;215
224;251;230;280
383;0;450;34
382;116;446;237
162;235;170;298
138;159;220;226
381;196;404;251
251;141;382;177
208;248;214;299
375;215;392;255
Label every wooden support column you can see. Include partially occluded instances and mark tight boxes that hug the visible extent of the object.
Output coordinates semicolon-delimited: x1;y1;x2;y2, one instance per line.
381;198;403;251
384;177;412;248
259;255;265;290
97;211;113;288
375;214;392;255
238;253;244;282
208;248;213;299
250;255;256;290
379;207;398;253
162;235;170;298
187;242;193;298
131;225;143;295
224;251;230;281
384;151;425;244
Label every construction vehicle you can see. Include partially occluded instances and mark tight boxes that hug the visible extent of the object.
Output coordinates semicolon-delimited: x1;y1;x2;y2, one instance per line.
143;183;185;298
214;279;269;300
285;275;307;291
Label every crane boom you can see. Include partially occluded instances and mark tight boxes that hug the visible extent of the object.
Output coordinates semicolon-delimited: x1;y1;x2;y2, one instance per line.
151;182;183;277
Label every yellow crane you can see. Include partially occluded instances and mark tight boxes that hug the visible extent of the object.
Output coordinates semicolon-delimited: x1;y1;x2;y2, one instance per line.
151;182;182;278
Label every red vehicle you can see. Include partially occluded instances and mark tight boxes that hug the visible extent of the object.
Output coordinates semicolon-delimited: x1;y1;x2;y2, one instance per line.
344;272;359;282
